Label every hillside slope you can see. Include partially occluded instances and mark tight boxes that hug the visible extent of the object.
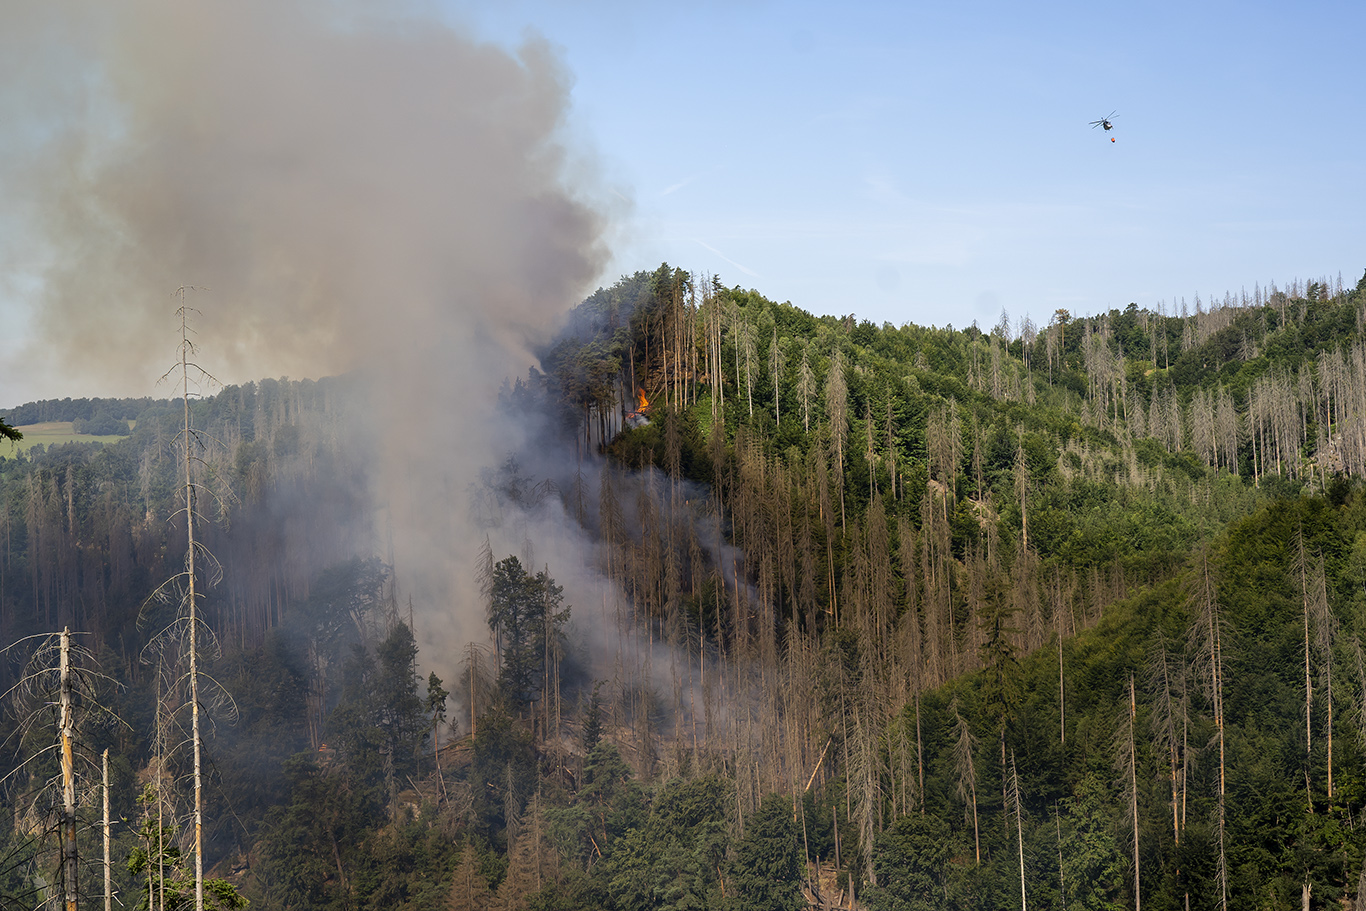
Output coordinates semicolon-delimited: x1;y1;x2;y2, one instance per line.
2;266;1366;909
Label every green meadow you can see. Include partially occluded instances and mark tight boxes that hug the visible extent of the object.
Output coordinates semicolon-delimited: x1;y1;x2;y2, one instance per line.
1;421;131;458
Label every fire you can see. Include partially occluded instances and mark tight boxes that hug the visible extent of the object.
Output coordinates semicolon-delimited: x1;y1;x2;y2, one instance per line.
624;388;652;429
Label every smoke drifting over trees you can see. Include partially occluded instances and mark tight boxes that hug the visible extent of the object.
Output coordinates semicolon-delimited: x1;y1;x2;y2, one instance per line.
11;6;1366;910
1;0;616;653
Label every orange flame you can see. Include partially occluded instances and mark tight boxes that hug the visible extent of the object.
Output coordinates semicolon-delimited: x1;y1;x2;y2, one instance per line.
636;388;649;411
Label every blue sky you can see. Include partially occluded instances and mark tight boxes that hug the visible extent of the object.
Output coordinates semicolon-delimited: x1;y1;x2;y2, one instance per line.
0;0;1361;405
457;0;1365;331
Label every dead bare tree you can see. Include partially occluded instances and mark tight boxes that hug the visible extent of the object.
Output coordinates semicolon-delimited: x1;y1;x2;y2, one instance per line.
1115;674;1140;911
1147;631;1185;845
1310;552;1337;800
825;348;849;531
102;748;111;911
141;294;239;911
1;629;125;911
1007;750;1026;911
1189;551;1228;911
770;326;785;428
951;698;981;866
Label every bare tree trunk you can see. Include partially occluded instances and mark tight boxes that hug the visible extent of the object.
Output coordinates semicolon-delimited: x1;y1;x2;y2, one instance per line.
1311;553;1336;801
771;326;784;428
104;749;112;911
156;662;167;911
60;628;77;911
1193;553;1228;911
1129;676;1141;911
179;308;207;911
1008;752;1026;911
1056;805;1067;911
952;701;980;865
916;693;925;813
1058;629;1065;745
1296;528;1313;759
1148;632;1182;845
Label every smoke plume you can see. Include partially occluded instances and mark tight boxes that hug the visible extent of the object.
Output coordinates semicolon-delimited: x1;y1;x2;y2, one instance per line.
0;1;616;658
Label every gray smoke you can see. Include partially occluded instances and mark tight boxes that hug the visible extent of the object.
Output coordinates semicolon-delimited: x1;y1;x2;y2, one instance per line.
0;1;616;662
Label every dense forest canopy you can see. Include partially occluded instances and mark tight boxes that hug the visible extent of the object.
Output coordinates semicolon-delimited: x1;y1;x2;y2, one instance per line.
3;265;1366;910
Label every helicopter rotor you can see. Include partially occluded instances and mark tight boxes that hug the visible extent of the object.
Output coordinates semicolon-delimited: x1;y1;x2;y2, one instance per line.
1089;111;1118;131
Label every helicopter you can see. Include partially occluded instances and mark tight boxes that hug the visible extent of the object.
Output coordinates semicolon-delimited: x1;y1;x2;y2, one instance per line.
1090;111;1117;141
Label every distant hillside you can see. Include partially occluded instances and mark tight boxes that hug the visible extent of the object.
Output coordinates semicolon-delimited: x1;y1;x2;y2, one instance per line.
1;395;164;426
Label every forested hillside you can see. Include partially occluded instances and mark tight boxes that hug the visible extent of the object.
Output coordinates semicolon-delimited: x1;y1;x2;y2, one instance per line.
3;266;1366;910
